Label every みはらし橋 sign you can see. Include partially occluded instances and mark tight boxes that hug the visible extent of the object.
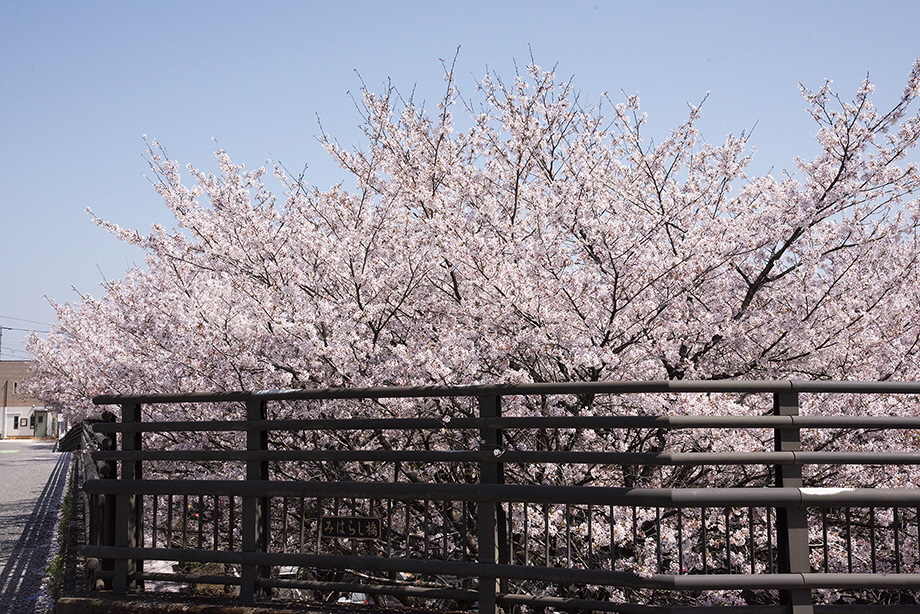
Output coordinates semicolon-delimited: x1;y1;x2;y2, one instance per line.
320;516;382;540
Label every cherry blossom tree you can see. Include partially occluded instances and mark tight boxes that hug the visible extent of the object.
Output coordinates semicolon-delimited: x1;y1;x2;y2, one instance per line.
25;57;920;604
29;56;920;473
29;59;920;411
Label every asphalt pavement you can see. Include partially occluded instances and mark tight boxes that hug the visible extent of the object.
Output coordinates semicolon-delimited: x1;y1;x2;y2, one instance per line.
0;440;71;613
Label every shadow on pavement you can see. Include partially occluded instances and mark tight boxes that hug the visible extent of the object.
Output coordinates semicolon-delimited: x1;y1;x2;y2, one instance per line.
0;451;71;613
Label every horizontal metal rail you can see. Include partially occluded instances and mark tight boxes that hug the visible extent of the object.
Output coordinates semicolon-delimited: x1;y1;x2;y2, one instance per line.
88;414;920;433
83;544;920;591
92;378;920;406
89;448;920;466
83;480;920;508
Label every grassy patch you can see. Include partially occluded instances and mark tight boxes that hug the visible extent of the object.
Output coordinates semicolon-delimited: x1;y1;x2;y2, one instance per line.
46;464;74;603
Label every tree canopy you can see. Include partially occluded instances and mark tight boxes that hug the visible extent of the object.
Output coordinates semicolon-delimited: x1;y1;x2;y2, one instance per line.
27;59;920;418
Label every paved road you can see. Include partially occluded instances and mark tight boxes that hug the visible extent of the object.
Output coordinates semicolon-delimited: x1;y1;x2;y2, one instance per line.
0;440;71;613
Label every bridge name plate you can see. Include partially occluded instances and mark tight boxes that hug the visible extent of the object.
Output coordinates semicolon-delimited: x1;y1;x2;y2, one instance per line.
320;516;382;540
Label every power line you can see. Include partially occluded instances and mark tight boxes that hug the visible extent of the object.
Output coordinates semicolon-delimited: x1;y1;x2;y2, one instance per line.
0;326;49;334
0;326;49;362
0;315;51;326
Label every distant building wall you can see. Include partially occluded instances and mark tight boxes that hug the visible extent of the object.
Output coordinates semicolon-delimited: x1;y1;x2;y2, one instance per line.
1;360;58;439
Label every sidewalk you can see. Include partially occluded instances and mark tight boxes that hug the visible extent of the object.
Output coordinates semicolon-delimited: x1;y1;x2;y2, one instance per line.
0;440;71;613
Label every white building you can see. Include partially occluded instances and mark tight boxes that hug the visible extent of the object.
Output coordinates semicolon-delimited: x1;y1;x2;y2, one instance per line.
1;360;61;439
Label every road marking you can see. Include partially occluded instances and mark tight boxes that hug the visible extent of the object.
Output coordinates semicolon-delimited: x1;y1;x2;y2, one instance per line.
0;450;19;453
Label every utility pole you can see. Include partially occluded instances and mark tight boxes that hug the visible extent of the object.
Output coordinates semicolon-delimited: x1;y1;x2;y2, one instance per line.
1;375;7;440
1;327;5;439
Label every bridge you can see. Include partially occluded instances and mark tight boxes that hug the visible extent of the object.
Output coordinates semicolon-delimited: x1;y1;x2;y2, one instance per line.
75;380;920;613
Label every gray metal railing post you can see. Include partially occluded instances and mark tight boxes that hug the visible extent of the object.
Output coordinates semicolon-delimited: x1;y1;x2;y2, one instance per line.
478;394;505;614
113;402;144;594
241;398;270;603
774;392;814;614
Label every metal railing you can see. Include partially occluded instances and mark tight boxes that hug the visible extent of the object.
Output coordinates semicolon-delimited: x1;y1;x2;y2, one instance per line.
83;380;920;613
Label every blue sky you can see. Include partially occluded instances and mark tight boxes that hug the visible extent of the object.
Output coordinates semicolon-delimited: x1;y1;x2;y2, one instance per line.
2;0;919;359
